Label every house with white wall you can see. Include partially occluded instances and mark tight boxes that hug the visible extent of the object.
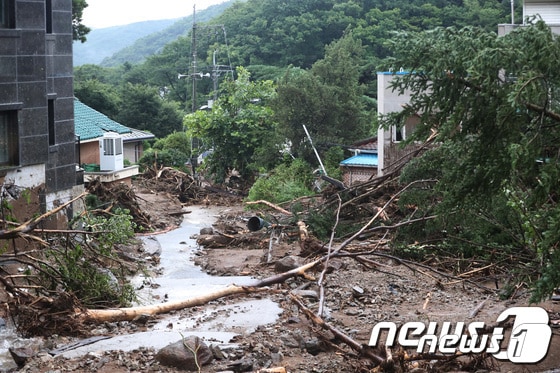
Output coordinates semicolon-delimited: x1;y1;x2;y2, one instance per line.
74;98;154;185
376;71;423;176
378;0;560;177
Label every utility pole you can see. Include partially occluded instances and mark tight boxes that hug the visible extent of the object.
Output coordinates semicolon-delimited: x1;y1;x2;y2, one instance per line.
191;5;197;113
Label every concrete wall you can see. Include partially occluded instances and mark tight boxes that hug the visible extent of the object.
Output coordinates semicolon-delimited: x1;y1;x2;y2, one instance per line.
376;71;419;175
0;0;82;226
0;0;76;194
124;142;144;164
341;166;376;186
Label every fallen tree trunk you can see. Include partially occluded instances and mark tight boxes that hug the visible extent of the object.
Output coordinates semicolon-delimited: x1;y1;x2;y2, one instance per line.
80;285;266;322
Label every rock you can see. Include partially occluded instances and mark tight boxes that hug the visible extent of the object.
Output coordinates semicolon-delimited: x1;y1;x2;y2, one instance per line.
227;358;253;372
352;285;366;299
324;258;345;272
271;351;284;364
200;227;214;235
0;317;5;329
304;338;323;356
280;333;303;348
9;347;35;367
274;256;302;273
141;236;162;256
210;344;226;360
155;336;213;370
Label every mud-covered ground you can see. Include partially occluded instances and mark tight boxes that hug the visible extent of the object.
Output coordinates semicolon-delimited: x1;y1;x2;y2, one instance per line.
10;181;560;373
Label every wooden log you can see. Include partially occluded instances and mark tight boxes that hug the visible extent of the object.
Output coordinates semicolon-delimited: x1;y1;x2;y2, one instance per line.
245;200;292;215
80;285;264;323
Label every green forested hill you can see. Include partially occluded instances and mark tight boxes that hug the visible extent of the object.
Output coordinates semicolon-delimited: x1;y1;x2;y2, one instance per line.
73;19;179;66
98;1;237;67
77;0;511;69
209;0;512;68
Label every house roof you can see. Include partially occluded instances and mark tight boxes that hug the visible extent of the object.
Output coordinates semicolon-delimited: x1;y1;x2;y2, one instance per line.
340;153;378;167
74;98;154;142
349;137;377;152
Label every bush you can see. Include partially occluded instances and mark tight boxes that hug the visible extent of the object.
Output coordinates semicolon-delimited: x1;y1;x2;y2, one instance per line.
42;208;137;307
153;131;191;156
138;148;190;172
247;159;314;205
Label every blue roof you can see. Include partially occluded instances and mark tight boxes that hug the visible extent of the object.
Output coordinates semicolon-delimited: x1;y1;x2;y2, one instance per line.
340;153;378;167
378;70;410;75
74;98;133;141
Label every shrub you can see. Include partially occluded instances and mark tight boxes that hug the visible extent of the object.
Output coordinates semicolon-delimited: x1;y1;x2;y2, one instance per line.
247;159;314;205
139;148;190;172
42;208;137;307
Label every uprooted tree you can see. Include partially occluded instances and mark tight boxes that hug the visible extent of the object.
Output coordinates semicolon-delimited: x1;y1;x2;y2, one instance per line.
379;19;560;301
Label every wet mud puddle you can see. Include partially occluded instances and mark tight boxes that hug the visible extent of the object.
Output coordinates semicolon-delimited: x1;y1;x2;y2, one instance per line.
0;206;282;368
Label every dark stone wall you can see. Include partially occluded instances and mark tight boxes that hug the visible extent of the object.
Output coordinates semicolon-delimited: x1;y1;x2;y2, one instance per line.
0;0;75;193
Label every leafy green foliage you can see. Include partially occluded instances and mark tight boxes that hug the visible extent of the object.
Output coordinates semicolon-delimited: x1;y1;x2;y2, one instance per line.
247;159;314;204
139;148;190;172
384;21;560;301
74;79;121;119
116;83;183;138
153;131;191;156
273;32;372;166
73;0;512;144
72;0;90;43
184;67;279;182
43;209;137;307
323;146;345;180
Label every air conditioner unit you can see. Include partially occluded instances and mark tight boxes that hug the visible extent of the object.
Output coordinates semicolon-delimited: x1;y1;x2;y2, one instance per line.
99;132;124;171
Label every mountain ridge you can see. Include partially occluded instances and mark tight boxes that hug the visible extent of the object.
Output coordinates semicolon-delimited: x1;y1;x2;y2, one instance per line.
73;1;236;67
73;19;180;66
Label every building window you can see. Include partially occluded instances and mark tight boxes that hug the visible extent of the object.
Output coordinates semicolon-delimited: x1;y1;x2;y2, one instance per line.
46;0;52;33
48;99;56;146
0;0;13;28
0;111;18;167
392;115;420;142
103;137;123;156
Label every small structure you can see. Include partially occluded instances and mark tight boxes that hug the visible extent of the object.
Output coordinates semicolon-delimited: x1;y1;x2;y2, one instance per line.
74;98;155;185
376;71;422;176
100;132;124;172
340;138;378;185
499;0;560;35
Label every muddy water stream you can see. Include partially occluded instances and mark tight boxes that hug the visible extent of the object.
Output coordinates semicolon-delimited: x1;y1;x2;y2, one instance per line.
0;206;282;370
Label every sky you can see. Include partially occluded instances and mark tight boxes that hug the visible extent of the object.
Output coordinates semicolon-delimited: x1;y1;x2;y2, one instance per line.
82;0;227;29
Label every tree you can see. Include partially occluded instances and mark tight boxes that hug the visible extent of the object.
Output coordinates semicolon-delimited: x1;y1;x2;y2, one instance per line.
382;20;560;301
184;67;278;182
273;31;371;165
72;0;90;43
74;79;121;119
117;83;183;138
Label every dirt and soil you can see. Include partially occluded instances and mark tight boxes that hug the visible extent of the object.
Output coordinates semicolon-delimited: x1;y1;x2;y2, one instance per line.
5;176;560;373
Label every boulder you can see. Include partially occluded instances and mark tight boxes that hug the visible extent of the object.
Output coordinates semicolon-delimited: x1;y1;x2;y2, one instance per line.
155;336;213;371
200;227;214;235
274;255;302;273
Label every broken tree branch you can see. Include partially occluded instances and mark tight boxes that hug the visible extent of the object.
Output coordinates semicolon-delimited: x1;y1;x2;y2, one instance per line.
290;293;385;365
317;194;341;318
245;200;292;215
0;192;87;240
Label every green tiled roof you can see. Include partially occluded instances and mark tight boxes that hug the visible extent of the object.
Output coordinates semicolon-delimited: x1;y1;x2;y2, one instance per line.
74;98;132;141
